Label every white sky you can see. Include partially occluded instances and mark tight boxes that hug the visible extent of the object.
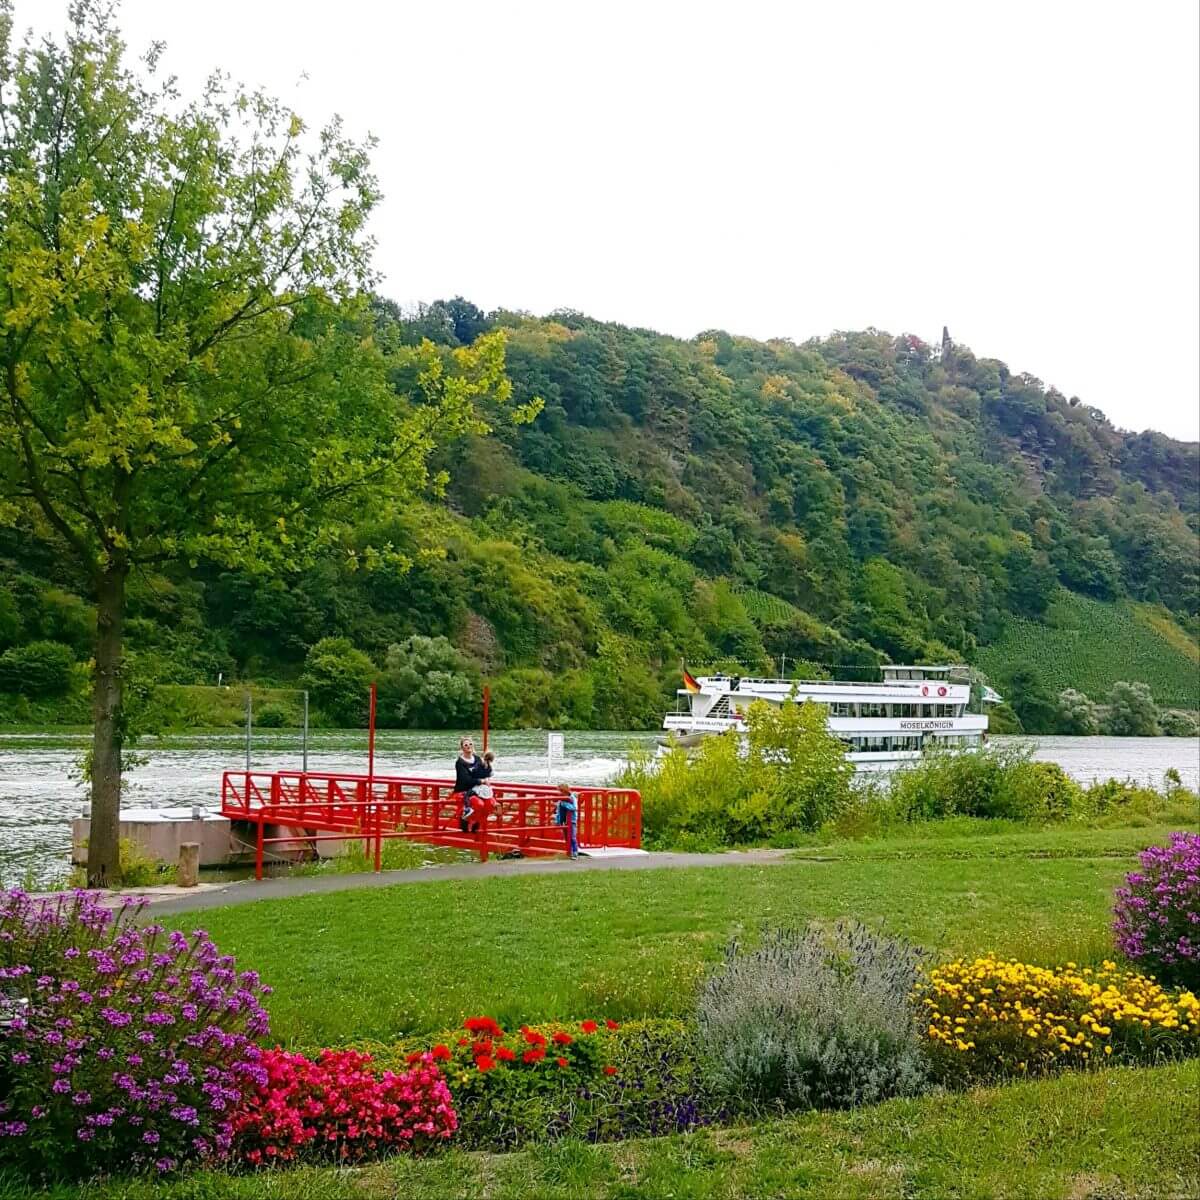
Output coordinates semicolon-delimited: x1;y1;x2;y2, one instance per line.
23;0;1200;440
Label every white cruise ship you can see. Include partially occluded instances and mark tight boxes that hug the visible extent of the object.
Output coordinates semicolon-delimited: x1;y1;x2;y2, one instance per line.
660;664;994;771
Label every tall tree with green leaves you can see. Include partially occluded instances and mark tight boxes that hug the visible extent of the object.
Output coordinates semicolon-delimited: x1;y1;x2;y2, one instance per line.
0;2;522;883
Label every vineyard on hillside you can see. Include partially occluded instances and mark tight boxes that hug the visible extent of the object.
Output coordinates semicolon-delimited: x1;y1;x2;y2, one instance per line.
975;592;1200;709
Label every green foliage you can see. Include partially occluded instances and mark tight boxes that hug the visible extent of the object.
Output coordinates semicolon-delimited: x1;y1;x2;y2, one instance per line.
69;837;166;888
618;699;853;847
1160;709;1200;738
0;82;1195;734
1102;681;1161;737
0;640;75;697
1056;688;1100;735
976;593;1199;709
1005;664;1059;734
879;745;1088;824
302;638;377;727
381;636;479;728
255;704;288;729
0;2;528;882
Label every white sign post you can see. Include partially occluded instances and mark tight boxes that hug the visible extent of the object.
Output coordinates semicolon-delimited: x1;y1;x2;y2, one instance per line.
547;732;564;782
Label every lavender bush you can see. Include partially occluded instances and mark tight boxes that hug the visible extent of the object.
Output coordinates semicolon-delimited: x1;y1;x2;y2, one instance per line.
1113;832;1200;990
0;889;271;1181
697;921;931;1111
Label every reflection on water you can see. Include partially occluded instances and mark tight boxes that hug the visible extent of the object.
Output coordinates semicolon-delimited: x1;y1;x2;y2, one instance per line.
0;728;1196;886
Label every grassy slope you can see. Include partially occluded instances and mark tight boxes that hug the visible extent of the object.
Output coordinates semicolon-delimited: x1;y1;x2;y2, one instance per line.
975;591;1199;707
162;822;1182;1047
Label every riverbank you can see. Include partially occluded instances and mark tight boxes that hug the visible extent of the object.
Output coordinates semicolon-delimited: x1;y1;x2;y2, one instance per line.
2;729;1198;888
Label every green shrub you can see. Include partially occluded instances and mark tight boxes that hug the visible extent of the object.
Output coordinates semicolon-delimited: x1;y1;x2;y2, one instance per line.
1056;687;1100;735
301;636;376;727
697;922;930;1112
359;1017;723;1150
381;635;479;728
619;698;853;848
254;704;288;728
1102;681;1161;736
70;837;167;888
1002;761;1084;821
1160;710;1200;738
0;639;76;697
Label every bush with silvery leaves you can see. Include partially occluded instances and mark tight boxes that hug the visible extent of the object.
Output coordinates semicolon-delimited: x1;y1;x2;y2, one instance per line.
697;921;931;1111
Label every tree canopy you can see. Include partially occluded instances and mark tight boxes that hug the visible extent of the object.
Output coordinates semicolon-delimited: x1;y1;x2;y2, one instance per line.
0;2;525;881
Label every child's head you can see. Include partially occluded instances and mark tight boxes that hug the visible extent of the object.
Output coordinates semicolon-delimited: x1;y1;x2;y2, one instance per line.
484;750;495;764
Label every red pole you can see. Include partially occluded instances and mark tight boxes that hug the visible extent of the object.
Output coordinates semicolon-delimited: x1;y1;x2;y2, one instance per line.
368;682;377;781
482;685;490;753
255;817;264;882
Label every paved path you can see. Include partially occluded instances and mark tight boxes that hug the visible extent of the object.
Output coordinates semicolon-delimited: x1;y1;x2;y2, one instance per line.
128;849;799;917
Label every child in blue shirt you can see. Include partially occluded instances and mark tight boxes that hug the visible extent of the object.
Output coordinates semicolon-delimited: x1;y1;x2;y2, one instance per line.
554;784;579;859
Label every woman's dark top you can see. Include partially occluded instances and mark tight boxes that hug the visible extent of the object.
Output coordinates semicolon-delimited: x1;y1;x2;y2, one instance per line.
454;754;489;793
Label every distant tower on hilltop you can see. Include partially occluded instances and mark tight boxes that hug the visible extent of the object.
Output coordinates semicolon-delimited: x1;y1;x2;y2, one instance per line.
941;326;952;355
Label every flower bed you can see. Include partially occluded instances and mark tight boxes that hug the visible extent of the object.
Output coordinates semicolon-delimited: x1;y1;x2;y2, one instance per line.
357;1016;725;1150
230;1047;455;1164
0;890;270;1180
922;955;1200;1083
1113;831;1200;989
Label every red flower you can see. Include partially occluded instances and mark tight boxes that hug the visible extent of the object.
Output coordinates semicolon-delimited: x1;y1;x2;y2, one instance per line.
465;1016;504;1039
605;1020;620;1031
475;1055;497;1072
580;1020;599;1034
522;1028;547;1047
405;1051;422;1065
551;1031;573;1046
471;1040;493;1058
431;1044;451;1062
522;1048;546;1064
457;1038;469;1047
555;1056;568;1068
496;1046;516;1062
603;1065;617;1076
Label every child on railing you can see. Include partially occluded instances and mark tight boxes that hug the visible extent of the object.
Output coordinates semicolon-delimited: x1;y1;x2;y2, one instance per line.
555;783;579;859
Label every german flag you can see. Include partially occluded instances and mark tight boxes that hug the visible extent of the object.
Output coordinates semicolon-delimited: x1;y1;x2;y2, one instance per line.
682;666;702;694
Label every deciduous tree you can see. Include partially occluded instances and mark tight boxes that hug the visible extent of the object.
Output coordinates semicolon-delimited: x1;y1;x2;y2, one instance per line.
0;2;520;882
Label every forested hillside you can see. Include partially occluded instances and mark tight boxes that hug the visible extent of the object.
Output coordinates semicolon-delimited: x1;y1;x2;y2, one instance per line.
2;301;1197;730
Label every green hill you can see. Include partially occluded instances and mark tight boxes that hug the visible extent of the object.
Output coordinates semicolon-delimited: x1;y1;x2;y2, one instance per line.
975;593;1199;708
2;303;1197;728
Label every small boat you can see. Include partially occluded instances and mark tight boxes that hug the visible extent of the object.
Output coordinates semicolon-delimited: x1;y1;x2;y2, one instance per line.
661;664;997;771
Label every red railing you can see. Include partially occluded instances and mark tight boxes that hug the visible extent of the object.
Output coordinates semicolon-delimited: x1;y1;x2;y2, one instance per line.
220;770;641;879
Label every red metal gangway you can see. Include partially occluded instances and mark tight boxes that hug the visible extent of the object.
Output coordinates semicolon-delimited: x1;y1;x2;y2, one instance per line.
220;770;642;879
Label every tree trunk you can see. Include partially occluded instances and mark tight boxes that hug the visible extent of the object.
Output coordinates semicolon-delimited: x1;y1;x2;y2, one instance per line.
87;564;127;887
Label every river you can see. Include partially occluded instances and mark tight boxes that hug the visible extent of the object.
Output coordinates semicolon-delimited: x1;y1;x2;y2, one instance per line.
0;729;1197;886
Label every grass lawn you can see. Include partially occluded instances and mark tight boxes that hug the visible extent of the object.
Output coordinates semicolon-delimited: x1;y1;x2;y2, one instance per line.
13;1062;1197;1200
4;819;1195;1199
158;820;1185;1047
